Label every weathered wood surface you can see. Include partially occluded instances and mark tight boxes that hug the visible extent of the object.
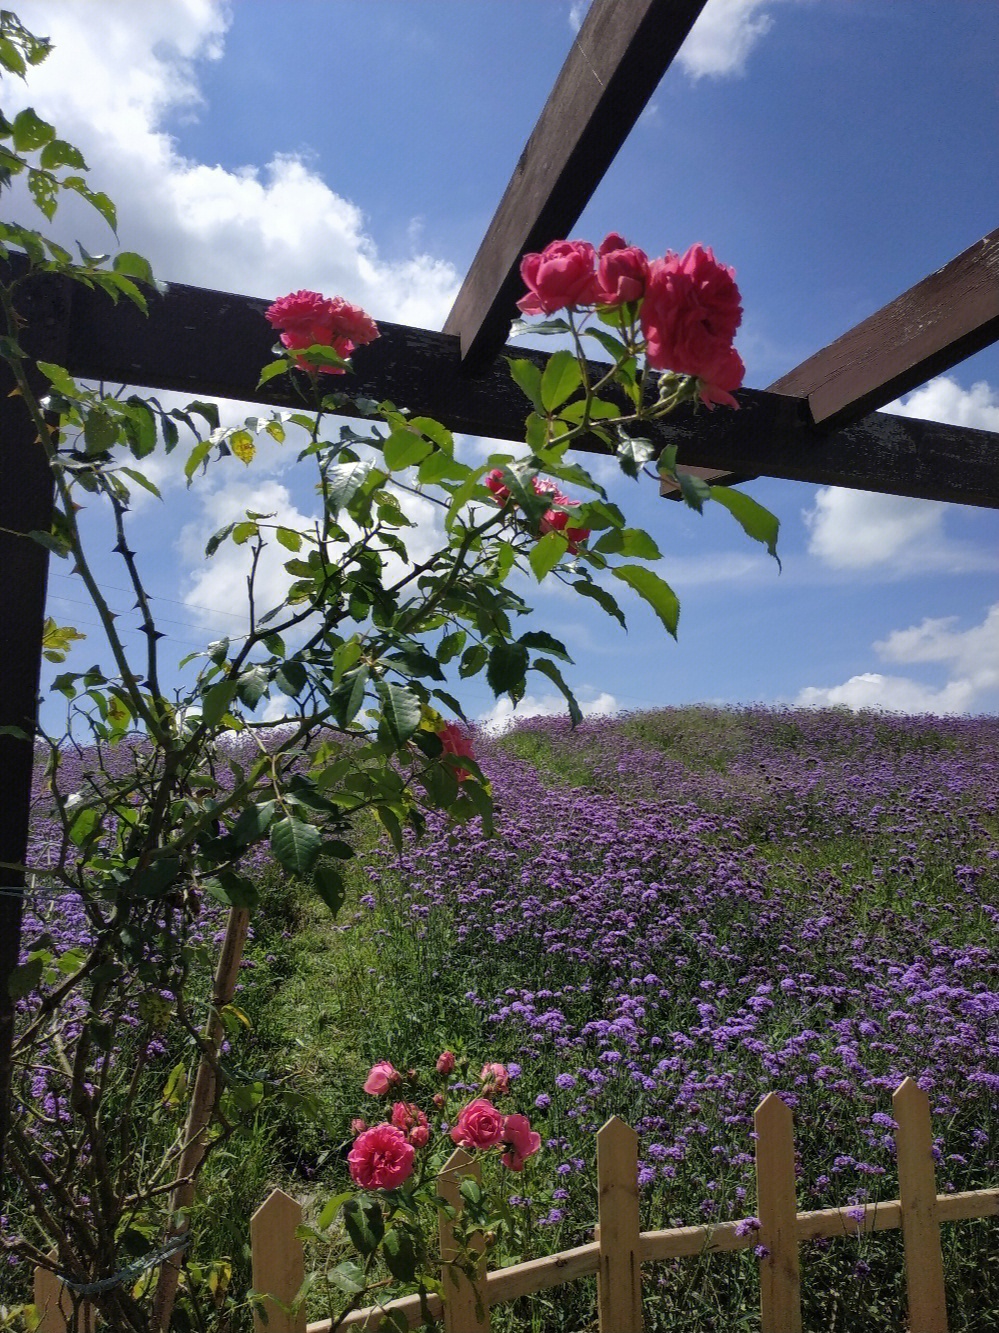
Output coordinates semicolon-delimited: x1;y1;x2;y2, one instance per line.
437;1147;489;1333
771;228;999;428
442;0;709;367
596;1117;643;1332
894;1078;949;1333
49;274;999;508
755;1094;802;1333
250;1188;306;1333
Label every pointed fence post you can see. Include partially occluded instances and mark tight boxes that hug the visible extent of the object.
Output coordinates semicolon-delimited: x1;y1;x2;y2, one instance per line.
754;1093;802;1333
596;1116;643;1333
437;1146;489;1333
33;1259;93;1333
250;1188;306;1333
894;1078;948;1333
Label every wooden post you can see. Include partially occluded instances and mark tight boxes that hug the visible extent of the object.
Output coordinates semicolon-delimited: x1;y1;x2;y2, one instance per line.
754;1093;802;1333
894;1078;948;1333
250;1188;306;1333
437;1146;489;1333
33;1257;93;1333
596;1116;643;1333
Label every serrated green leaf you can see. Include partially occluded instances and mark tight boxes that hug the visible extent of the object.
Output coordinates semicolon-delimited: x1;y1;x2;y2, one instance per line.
458;643;488;679
518;629;571;662
532;658;583;726
382;1228;418;1284
376;679;422;745
613;564;679;638
540;349;582;413
593;527;662;560
507;357;544;413
270;816;322;877
677;470;712;513
616;434;655;479
313;863;345;916
12;107;54;152
257;359;289;389
276;526;301;552
383;428;432;471
327;460;372;511
437;629;466;663
486;641;529;697
709;485;782;566
528;530;568;581
118;466;162;500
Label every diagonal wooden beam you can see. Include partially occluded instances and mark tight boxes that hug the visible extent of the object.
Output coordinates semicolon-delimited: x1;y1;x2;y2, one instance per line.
442;0;708;368
662;227;999;497
54;272;999;508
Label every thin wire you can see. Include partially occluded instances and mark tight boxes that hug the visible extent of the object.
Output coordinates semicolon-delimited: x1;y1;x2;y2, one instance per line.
48;568;248;623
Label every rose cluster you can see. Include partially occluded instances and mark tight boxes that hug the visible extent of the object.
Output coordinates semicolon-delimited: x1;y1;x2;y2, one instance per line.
485;470;591;554
517;232;744;409
265;289;379;375
348;1055;541;1190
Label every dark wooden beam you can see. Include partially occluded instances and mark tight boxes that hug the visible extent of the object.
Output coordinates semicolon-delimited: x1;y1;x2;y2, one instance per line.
0;273;71;1186
662;227;999;497
441;0;708;368
60;274;999;508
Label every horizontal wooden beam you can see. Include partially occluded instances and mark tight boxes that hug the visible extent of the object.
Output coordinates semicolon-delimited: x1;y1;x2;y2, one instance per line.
663;227;999;497
46;275;999;509
442;0;708;367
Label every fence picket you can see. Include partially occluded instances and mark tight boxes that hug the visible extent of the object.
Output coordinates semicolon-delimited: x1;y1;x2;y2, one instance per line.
755;1093;802;1333
33;1256;94;1333
894;1078;948;1333
596;1116;643;1332
250;1188;306;1333
437;1146;489;1333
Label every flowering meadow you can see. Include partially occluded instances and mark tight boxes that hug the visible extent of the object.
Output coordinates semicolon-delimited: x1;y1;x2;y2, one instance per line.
7;705;999;1330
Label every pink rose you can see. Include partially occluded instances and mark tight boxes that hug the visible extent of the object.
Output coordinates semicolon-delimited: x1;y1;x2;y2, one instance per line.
436;1050;456;1075
450;1098;506;1149
517;240;599;315
485;468;511;504
363;1061;402;1096
500;1113;542;1172
479;1062;510;1097
440;723;474;782
594;232;649;306
433;1091;446;1109
540;505;590;555
640;246;743;407
265;289;378;375
390;1100;430;1147
350;1118;368;1135
348;1123;415;1189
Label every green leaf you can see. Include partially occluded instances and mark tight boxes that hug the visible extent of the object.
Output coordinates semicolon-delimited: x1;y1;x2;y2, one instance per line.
327;460;372;511
313;863;345;916
201;679;238;728
507;357;544;413
232;520;258;545
540;350;582;412
382;1228;418;1284
112;251;153;283
7;957;43;998
593;528;662;560
270;816;322;877
343;1198;385;1257
235;665;269;709
12;107;54;152
532;658;582;726
68;806;99;848
205;522;235;557
613;564;679;638
384;428;432;471
518;629;571;662
528;530;568;581
37;137;83;171
584;327;630;361
185;439;212;484
570;577;626;628
317;1193;353;1231
558;396;621;424
276;526;301;552
83;409;116;456
274;660;307;697
486;641;529;697
118;466;162;500
417;450;470;485
376;679;422;746
35;361;77;397
677;470;712;513
330;665;369;728
437;629;466;663
709;485;782;566
616;434;655;479
408;417;453;451
458;643;488;679
257;359;289;388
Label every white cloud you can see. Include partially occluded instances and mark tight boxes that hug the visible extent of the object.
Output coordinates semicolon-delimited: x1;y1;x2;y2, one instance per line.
9;2;459;329
678;0;788;80
480;689;618;733
568;2;590;35
803;377;999;574
796;602;999;715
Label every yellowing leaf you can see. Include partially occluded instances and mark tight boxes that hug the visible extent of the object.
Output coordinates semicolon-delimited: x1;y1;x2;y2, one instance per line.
230;429;255;465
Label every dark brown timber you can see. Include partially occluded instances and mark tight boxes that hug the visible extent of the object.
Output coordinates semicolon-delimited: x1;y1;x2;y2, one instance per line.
59;276;999;508
663;228;999;497
0;273;71;1189
442;0;708;367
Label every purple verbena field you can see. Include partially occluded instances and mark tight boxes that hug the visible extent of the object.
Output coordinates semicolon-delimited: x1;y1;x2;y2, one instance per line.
9;706;999;1330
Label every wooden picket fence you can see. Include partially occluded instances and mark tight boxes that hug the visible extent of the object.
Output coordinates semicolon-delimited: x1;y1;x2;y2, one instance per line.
32;1079;999;1333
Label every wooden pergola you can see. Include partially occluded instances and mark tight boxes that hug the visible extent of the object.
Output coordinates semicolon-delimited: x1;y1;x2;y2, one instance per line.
1;0;997;1149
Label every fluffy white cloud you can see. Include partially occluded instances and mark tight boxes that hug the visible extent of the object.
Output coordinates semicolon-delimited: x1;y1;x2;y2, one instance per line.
796;602;999;715
480;689;618;733
568;1;590;35
678;0;789;80
803;377;999;573
8;2;459;328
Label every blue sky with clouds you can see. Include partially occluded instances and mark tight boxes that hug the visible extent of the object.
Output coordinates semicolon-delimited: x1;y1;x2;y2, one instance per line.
10;0;998;728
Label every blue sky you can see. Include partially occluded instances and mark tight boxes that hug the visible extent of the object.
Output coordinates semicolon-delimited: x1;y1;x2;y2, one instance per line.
10;0;999;727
